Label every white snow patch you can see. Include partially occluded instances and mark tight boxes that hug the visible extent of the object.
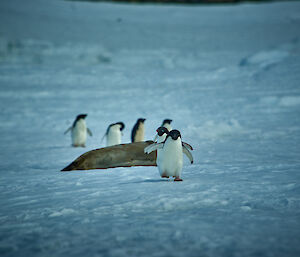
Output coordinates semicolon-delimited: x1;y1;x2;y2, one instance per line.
49;208;76;217
0;38;111;66
260;96;279;105
260;95;300;108
279;96;300;107
241;206;252;211
186;119;244;140
240;49;289;69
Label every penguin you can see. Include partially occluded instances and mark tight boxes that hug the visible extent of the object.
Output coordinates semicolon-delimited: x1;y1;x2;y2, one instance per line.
64;114;92;147
144;129;193;181
161;119;172;132
131;118;146;143
154;119;172;142
101;122;125;147
147;127;169;178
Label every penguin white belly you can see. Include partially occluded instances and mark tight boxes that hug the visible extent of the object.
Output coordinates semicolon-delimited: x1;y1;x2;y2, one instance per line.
163;123;172;132
106;128;121;146
161;139;183;177
72;120;87;147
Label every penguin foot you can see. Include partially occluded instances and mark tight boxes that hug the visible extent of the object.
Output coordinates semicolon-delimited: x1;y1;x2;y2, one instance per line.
161;175;169;178
174;177;183;182
72;144;86;147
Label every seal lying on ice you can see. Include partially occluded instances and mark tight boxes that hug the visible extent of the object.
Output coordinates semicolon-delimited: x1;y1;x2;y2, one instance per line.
61;141;157;171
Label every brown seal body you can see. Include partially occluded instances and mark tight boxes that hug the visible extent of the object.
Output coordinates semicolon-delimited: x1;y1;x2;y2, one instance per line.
61;141;157;171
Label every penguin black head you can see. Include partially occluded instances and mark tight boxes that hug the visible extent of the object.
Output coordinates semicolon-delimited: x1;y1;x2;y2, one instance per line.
74;114;87;124
168;129;181;140
156;126;169;136
162;119;172;125
115;122;125;131
137;118;146;123
73;114;88;127
76;114;87;120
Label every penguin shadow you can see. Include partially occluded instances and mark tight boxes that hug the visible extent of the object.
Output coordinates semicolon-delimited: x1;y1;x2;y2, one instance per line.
121;178;174;185
48;145;71;150
33;145;70;151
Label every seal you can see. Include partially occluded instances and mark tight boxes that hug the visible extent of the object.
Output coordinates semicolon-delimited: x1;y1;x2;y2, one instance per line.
61;141;157;171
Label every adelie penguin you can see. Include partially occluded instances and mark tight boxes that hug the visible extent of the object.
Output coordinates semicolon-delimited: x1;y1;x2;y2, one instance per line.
149;126;169;178
131;118;146;143
161;119;172;132
64;114;92;147
101;122;125;147
144;129;193;181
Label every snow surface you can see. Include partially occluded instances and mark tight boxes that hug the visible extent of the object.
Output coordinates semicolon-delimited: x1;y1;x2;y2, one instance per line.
0;0;300;256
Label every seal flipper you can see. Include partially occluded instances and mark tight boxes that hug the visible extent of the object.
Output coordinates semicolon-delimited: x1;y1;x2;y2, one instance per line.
182;145;193;164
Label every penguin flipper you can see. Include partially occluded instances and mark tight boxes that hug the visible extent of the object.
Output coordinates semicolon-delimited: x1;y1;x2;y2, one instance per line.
87;128;93;136
144;144;152;154
183;146;193;164
99;133;106;145
64;126;72;135
144;143;163;154
182;142;193;151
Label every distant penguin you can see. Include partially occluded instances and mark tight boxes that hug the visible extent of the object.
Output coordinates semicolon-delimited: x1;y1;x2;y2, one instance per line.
102;122;125;147
161;119;172;132
131;118;146;143
64;114;92;147
145;129;193;181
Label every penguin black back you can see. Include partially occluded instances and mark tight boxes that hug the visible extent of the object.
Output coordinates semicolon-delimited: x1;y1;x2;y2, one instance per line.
106;121;125;135
116;122;125;131
162;119;172;126
131;118;146;142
